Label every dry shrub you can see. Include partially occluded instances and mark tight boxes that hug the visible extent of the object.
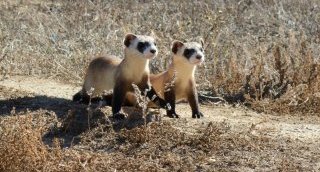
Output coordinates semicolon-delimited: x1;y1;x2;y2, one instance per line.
59;106;109;135
0;112;114;171
0;115;50;171
212;31;320;115
77;121;230;171
244;43;320;115
113;121;305;171
121;121;185;145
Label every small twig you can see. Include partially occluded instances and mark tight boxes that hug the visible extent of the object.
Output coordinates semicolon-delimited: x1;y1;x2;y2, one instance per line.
86;87;95;131
198;93;226;103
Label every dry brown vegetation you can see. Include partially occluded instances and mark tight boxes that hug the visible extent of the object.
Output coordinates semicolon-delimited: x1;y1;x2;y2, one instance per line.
1;107;318;171
0;0;320;171
1;0;319;114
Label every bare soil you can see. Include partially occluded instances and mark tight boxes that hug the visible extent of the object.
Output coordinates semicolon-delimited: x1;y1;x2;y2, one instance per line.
1;76;320;171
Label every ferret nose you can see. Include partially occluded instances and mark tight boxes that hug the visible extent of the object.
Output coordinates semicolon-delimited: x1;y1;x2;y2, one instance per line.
150;49;156;54
196;55;202;60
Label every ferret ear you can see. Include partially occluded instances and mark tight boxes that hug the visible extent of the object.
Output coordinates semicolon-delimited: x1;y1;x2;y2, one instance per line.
172;41;184;54
124;33;137;47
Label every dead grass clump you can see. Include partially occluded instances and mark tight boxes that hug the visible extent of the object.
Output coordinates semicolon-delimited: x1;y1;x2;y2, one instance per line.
79;120;280;171
0;112;114;171
0;113;122;171
0;115;50;171
243;43;320;115
59;107;109;135
121;121;184;145
213;39;320;115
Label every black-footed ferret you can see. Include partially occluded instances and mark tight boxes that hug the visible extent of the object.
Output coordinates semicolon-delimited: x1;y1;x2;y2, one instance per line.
117;40;205;118
73;33;168;119
149;40;205;118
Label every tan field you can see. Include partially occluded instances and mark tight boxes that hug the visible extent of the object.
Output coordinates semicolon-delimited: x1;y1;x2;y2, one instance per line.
0;0;319;171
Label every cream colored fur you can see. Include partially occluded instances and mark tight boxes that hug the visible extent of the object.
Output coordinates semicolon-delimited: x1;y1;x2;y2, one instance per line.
80;34;157;98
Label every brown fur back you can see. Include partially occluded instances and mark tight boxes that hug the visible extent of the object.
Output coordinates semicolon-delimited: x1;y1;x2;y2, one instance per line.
83;55;122;96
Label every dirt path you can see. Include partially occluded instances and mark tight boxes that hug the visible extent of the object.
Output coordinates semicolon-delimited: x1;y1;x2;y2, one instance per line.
1;76;320;144
0;76;78;99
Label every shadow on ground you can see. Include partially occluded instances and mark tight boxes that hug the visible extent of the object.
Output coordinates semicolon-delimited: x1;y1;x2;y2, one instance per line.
0;96;161;147
0;95;75;118
0;95;157;148
43;106;159;148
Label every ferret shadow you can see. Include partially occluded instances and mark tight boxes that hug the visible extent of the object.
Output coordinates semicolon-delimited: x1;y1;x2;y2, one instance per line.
0;95;75;118
42;106;158;148
0;95;155;148
44;106;158;148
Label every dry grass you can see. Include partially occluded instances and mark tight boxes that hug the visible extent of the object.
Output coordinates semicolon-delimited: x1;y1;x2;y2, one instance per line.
0;0;319;115
1;0;320;171
1;109;317;171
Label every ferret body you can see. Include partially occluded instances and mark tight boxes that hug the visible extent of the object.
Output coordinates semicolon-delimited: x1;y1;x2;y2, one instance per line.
149;41;205;118
73;33;168;119
83;55;121;97
106;40;205;118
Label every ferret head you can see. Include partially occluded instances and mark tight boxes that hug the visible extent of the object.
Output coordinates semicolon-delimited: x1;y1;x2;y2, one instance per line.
123;33;158;60
171;40;205;65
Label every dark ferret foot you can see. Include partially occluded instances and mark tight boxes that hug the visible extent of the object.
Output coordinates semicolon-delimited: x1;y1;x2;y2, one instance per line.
113;113;126;120
192;112;204;118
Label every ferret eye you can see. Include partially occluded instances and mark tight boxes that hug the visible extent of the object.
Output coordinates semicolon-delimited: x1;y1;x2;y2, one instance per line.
137;42;144;48
137;42;146;53
200;48;204;52
183;48;196;59
154;42;157;46
137;42;151;53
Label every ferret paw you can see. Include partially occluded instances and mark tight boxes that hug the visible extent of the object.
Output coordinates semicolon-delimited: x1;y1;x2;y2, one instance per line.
113;113;126;120
192;112;204;118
